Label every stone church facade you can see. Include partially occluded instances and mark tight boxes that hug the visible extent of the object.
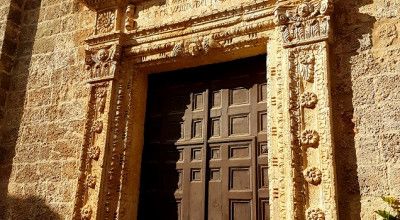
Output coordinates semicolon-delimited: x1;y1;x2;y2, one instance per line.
0;0;399;219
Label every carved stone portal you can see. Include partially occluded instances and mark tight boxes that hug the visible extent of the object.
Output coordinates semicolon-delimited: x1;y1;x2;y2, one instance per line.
74;0;338;219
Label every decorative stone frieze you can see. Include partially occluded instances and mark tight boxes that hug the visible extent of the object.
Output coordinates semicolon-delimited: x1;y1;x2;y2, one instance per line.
74;0;339;219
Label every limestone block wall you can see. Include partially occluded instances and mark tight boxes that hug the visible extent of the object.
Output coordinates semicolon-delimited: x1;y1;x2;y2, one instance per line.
0;0;95;219
332;0;400;219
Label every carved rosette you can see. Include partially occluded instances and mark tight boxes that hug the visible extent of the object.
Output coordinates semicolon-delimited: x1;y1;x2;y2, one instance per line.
274;0;333;47
301;129;320;148
301;91;318;108
73;82;111;219
303;167;322;185
81;205;93;220
278;0;337;219
306;207;325;220
96;9;116;34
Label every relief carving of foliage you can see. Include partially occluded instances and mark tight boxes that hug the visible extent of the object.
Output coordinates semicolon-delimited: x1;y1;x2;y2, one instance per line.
87;174;97;188
301;129;320;148
301;91;318;108
97;10;116;34
303;167;322;185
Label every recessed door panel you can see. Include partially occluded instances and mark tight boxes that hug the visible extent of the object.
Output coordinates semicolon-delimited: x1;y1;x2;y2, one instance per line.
138;56;268;220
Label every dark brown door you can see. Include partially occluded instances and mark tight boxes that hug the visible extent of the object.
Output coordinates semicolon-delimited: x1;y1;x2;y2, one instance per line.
138;56;269;220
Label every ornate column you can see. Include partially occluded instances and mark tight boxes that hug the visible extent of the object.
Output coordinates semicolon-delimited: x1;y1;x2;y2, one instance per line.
73;1;137;219
272;0;338;219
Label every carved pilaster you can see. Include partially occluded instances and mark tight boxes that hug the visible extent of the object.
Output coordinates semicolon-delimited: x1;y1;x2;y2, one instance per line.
273;0;338;219
74;2;137;219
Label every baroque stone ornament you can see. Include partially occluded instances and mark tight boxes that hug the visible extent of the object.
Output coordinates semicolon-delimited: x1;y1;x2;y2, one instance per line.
303;167;322;185
73;0;339;219
88;146;100;160
87;174;97;188
81;205;92;220
301;129;320;147
125;5;135;31
306;207;325;220
274;0;333;47
92;121;103;134
96;9;116;34
299;51;315;82
85;45;121;80
301;91;318;108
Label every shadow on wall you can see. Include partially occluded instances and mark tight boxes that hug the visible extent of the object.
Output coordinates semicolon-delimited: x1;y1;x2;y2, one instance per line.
0;0;61;219
0;196;61;220
331;0;376;219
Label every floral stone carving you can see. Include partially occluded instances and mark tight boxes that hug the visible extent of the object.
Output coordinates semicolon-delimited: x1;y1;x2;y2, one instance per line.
88;146;100;160
81;205;92;220
299;51;315;82
306;207;325;220
274;0;333;47
87;174;97;188
301;129;320;147
301;92;318;108
303;167;322;185
96;10;116;34
92;121;103;134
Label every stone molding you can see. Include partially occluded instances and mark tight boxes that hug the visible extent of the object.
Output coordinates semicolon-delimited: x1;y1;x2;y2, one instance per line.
74;0;338;219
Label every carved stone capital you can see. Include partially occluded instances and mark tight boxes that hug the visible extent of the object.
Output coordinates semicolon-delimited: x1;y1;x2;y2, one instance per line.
85;44;122;82
274;0;333;47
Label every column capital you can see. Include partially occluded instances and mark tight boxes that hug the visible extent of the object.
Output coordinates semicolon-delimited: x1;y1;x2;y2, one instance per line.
274;0;334;47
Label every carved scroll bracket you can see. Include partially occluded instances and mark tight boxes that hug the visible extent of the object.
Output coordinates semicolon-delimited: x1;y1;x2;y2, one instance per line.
272;0;338;219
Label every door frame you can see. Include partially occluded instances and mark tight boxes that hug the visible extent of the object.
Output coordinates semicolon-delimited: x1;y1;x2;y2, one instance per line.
72;0;338;219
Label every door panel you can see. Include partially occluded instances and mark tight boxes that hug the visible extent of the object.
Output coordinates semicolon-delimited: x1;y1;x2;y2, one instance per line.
138;56;268;220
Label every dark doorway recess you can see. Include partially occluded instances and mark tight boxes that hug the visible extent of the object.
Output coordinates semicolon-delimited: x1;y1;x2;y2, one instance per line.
138;55;269;220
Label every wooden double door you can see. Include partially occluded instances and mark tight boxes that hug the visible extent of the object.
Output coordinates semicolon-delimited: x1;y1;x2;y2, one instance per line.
138;56;269;220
